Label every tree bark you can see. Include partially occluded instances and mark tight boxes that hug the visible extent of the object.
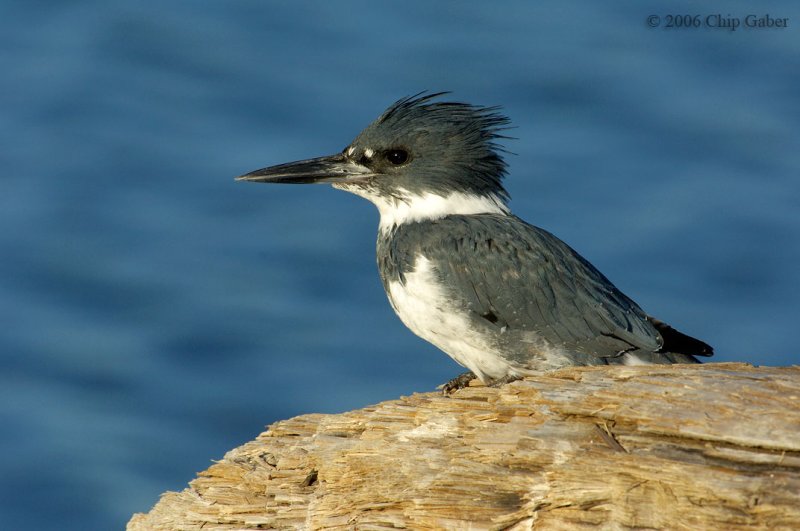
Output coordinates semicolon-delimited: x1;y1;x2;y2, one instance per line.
128;363;800;530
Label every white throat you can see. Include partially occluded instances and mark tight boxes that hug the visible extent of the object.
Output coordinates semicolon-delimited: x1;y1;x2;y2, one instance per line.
333;185;510;233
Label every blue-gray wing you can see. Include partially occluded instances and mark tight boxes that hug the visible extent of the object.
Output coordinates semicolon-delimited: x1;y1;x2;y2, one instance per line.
386;214;663;363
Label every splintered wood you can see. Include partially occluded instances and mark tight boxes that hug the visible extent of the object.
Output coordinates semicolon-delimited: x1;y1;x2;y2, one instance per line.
129;363;800;530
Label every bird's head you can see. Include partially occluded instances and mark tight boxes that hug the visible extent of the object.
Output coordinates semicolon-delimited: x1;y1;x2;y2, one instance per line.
238;93;513;224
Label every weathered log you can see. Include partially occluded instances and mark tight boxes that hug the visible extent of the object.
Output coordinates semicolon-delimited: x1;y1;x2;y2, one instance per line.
129;363;800;530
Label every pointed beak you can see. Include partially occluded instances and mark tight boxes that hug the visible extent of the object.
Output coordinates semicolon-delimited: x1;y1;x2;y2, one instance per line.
236;153;373;184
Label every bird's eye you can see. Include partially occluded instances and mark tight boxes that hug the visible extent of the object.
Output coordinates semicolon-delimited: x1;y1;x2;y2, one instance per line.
385;149;409;165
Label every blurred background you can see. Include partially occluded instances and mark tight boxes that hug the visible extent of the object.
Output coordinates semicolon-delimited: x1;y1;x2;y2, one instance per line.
2;1;798;528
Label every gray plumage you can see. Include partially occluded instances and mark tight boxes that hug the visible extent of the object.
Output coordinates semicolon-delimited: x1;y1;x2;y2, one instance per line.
379;213;705;373
238;92;713;388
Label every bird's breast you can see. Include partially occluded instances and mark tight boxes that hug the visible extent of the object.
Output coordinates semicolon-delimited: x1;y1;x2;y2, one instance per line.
384;253;518;382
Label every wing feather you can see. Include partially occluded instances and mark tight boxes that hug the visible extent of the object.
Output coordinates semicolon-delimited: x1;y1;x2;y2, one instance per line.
404;214;661;359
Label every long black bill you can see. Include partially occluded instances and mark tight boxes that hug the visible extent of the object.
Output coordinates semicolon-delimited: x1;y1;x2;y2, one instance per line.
236;153;373;184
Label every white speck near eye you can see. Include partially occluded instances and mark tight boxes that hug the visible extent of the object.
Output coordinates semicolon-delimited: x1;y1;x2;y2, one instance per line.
364;148;374;158
346;146;355;156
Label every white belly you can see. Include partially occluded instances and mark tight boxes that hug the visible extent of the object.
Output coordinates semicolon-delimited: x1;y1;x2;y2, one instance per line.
386;254;518;383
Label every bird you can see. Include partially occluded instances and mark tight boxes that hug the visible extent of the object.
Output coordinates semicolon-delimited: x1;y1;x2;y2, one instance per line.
237;92;713;392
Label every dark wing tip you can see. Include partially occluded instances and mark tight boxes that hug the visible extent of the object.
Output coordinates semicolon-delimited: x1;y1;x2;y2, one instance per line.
648;316;714;357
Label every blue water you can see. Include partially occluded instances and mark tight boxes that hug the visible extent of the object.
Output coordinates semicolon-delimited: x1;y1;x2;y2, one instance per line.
2;1;798;528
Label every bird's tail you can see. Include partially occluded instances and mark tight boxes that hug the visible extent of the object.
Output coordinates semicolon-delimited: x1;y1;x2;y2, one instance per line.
648;316;714;363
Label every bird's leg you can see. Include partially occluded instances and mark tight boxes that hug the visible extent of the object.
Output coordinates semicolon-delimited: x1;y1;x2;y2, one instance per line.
486;374;523;387
440;371;477;394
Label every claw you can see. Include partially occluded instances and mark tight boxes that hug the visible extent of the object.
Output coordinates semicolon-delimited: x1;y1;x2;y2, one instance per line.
440;371;477;394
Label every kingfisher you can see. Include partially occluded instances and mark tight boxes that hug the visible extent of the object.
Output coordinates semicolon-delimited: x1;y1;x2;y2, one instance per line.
237;93;713;392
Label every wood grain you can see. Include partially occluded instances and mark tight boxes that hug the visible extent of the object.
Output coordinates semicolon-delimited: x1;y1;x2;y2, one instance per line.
128;363;800;530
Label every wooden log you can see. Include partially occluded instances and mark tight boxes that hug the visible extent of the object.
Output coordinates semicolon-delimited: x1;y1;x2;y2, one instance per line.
128;363;800;530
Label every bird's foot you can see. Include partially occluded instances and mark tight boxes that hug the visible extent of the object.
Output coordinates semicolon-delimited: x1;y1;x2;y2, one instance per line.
439;371;477;395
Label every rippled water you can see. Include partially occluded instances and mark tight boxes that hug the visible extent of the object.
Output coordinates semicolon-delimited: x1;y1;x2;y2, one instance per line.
2;1;798;528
